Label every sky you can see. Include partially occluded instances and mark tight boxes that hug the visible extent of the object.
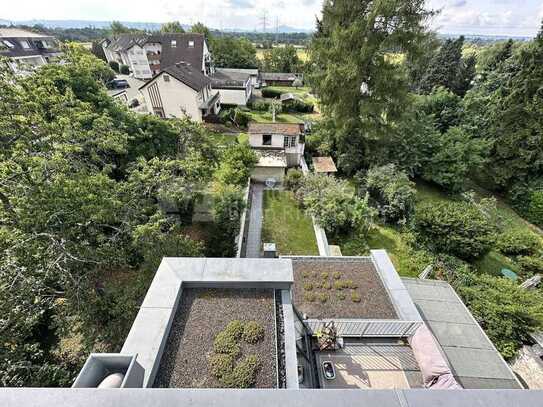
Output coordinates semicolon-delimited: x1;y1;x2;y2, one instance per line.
2;0;543;37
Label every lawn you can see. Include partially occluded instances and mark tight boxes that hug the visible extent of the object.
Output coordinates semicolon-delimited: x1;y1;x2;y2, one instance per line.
261;190;319;255
256;47;309;62
331;179;541;278
208;132;248;147
247;110;318;124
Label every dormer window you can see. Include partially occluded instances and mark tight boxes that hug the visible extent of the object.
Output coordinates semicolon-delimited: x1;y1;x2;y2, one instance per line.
188;40;194;48
171;40;177;48
20;40;30;49
163;75;170;82
2;40;14;48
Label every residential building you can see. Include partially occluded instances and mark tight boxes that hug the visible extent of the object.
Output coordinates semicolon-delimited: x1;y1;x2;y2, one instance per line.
139;62;220;121
247;123;305;183
211;68;253;106
0;28;61;73
101;33;213;80
261;72;303;87
218;67;260;88
1;254;540;405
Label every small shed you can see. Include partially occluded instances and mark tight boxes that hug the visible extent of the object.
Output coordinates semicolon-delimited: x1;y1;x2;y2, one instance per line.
312;156;337;176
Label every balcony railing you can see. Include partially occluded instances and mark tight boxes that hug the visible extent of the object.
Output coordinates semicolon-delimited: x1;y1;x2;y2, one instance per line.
305;319;422;337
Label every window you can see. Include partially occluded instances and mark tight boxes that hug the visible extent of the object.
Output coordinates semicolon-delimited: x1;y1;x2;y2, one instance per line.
263;134;272;146
163;75;170;82
20;40;30;49
2;40;14;48
188;40;194;48
171;40;177;48
284;136;297;148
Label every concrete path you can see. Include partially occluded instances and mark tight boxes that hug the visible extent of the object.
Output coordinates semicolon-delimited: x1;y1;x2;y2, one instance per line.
245;183;264;258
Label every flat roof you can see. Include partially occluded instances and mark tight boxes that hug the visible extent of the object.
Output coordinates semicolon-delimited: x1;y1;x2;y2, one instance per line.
290;257;397;320
255;150;287;168
312;157;337;173
402;278;522;389
154;287;278;388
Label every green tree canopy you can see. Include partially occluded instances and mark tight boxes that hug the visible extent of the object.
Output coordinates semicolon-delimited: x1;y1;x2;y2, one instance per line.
261;45;301;73
160;21;185;33
210;37;257;69
309;0;432;175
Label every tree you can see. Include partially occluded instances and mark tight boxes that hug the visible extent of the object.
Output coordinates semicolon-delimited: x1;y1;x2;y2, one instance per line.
268;100;282;122
261;45;301;73
210;37;258;69
191;22;211;39
160;21;185;33
414;201;496;260
452;271;543;359
462;27;543;197
109;21;130;35
309;0;432;175
298;174;375;235
0;46;219;386
364;164;416;224
213;144;258;187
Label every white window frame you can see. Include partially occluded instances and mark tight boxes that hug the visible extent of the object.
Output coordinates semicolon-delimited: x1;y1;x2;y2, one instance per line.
171;40;177;48
188;40;195;48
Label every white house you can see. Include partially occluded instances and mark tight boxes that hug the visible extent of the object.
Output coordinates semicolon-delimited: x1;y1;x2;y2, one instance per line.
102;33;213;80
0;28;61;73
247;122;305;183
210;68;253;106
138;61;220;122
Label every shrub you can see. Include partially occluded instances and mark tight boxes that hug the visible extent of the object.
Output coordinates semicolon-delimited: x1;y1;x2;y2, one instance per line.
213;320;244;356
496;229;540;257
250;100;270;111
120;64;130;75
209;353;235;378
214;143;258;186
242;321;265;344
109;61;119;72
299;173;375;235
527;190;543;227
351;292;361;303
317;293;329;303
333;272;341;280
453;271;543;359
284;169;304;191
414;201;496;260
282;99;314;113
303;282;313;291
222;355;260;388
336;292;346;301
261;88;282;98
303;292;316;302
365;164;416;224
518;256;543;277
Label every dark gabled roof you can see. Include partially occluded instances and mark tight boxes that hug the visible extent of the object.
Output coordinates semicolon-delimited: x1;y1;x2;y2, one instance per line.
104;33;206;71
210;68;250;89
155;33;205;70
105;34;148;52
140;62;210;92
0;29;60;58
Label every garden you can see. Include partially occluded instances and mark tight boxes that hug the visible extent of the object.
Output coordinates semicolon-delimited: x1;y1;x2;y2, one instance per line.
261;190;319;256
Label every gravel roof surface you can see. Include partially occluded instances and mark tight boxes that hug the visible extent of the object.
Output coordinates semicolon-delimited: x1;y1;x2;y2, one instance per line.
292;259;397;320
154;288;277;388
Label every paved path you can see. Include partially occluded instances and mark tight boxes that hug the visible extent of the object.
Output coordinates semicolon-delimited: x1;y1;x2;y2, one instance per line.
245;183;264;258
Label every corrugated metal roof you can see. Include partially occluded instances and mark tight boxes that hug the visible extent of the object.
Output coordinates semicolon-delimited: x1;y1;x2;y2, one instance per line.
402;278;522;389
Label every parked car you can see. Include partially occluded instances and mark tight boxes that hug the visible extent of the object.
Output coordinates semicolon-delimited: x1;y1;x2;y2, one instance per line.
107;79;130;90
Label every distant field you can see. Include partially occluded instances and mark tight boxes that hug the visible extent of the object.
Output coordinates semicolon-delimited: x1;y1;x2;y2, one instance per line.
256;47;309;62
